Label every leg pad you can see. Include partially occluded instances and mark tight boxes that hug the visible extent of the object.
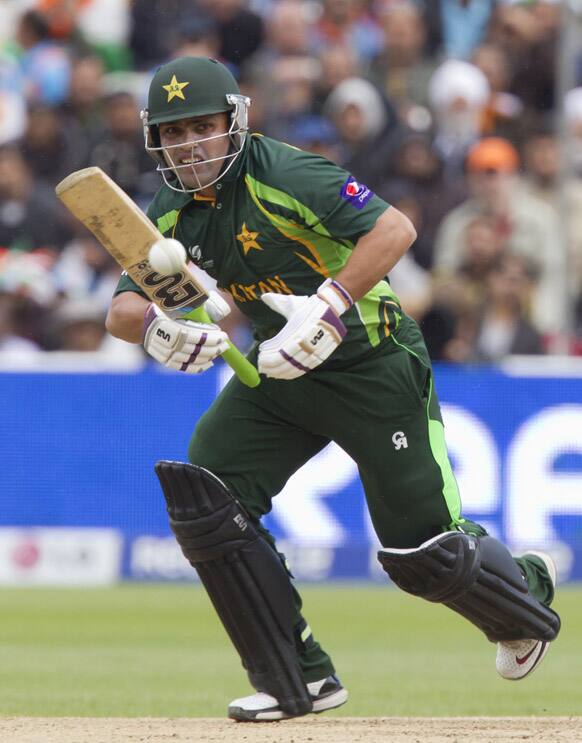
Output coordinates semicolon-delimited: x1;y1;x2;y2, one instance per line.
155;460;312;717
378;532;560;643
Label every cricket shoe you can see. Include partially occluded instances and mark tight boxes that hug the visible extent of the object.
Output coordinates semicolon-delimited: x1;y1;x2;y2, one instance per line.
496;551;557;681
228;674;348;722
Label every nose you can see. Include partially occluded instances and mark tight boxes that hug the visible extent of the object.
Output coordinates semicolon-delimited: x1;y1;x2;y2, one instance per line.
185;125;205;144
177;138;200;157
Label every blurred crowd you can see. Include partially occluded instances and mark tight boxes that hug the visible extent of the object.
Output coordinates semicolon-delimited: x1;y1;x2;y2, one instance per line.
2;0;582;364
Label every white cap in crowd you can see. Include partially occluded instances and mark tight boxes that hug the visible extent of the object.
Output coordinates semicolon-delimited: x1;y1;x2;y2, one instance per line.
429;59;490;111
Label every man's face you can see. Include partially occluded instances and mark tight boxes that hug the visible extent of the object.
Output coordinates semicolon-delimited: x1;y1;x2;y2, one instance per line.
158;112;230;190
469;169;513;205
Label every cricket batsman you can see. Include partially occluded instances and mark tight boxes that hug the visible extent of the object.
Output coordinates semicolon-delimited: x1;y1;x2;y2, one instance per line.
106;57;560;721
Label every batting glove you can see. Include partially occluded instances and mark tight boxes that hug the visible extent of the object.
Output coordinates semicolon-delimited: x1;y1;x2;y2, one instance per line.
258;278;353;380
143;303;229;374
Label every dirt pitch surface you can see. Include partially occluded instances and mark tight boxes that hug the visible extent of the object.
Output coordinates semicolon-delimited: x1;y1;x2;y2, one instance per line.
2;717;582;743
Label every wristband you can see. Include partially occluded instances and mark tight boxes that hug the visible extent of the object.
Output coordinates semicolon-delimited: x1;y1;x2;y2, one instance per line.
317;278;354;316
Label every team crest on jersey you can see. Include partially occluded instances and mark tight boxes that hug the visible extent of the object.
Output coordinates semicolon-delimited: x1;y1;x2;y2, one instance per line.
236;223;262;254
162;74;189;102
340;176;374;210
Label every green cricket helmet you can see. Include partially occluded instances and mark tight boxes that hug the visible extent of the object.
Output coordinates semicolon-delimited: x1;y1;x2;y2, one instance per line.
141;56;251;193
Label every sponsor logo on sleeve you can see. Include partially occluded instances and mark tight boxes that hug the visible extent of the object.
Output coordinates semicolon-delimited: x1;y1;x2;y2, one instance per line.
340;177;374;210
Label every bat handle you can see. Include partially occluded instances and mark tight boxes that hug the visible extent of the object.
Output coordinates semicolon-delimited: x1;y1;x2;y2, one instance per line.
184;306;260;388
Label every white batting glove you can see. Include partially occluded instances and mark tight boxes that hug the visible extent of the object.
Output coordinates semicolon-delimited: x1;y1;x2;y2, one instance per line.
142;303;229;374
258;278;353;380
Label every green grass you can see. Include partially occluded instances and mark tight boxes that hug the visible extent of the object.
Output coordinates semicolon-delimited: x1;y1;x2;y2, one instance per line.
0;583;579;717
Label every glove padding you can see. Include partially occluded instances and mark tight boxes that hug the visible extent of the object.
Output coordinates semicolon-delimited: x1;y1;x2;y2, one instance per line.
143;303;229;373
258;291;347;379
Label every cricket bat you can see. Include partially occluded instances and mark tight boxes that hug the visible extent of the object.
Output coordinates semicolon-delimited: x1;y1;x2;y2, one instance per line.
55;166;260;387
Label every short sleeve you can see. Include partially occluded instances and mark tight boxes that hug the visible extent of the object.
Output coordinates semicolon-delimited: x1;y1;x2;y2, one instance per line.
277;149;390;243
113;271;148;298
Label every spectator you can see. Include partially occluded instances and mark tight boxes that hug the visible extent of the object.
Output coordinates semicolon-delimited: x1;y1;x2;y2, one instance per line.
286;114;341;163
52;229;123;310
48;297;145;362
310;0;384;65
387;249;432;322
51;297;109;351
199;0;264;70
266;58;321;140
259;0;311;58
422;0;495;61
173;15;221;60
244;0;319;139
323;76;405;188
0;291;42;356
428;58;490;180
377;133;467;269
88;91;156;203
419;270;477;363
433;137;566;337
245;0;320;140
521;127;582;338
420;213;509;362
376;179;428;267
457;215;508;294
0;51;27;146
488;2;558;127
313;43;360;115
35;0;89;41
129;0;193;71
369;0;436;128
15;9;72;106
522;127;582;249
61;54;107;143
0;248;59;349
20;103;88;187
244;0;314;78
0;145;71;253
472;42;523;140
471;253;544;362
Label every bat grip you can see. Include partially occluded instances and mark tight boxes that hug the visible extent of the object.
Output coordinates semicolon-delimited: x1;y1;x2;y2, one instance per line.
184;306;260;388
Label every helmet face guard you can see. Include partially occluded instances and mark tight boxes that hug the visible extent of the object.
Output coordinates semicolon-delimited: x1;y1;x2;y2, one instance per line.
142;57;250;193
142;93;250;193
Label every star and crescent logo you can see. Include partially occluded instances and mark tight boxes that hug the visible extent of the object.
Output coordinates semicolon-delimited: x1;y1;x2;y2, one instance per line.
162;74;190;103
236;224;262;254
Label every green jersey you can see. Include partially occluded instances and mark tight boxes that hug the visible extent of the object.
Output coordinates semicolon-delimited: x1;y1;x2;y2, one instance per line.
115;134;402;364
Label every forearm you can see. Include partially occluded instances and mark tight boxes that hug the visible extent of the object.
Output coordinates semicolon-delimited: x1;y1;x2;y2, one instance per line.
333;207;417;302
105;292;150;343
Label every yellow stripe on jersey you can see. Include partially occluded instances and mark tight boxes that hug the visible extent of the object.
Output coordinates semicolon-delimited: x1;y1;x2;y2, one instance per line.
156;209;179;234
383;303;391;337
245;174;332;278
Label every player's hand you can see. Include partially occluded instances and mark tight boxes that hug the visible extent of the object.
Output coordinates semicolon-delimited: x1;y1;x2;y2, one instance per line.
258;278;353;379
142;303;229;373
